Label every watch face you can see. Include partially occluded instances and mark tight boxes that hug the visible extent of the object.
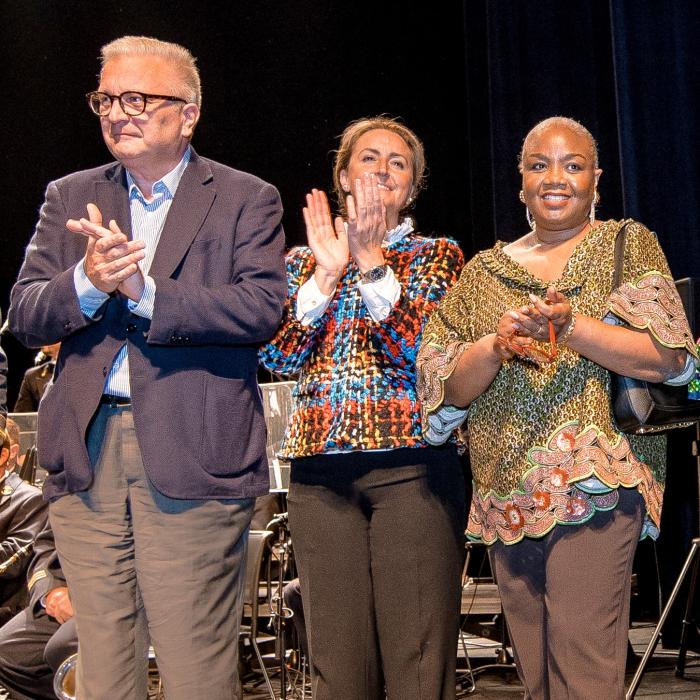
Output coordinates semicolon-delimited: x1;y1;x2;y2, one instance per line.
365;265;387;283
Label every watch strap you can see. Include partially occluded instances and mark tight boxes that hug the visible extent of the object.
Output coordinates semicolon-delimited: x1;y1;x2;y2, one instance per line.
362;264;388;283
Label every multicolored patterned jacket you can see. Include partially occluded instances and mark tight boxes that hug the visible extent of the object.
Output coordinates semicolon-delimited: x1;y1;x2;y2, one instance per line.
260;234;464;458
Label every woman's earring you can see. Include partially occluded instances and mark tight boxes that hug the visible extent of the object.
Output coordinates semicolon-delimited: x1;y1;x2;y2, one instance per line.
526;207;535;230
520;190;535;230
589;190;600;227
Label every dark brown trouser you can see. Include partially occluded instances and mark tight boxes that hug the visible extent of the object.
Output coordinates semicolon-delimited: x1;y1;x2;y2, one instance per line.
288;447;466;700
489;487;644;700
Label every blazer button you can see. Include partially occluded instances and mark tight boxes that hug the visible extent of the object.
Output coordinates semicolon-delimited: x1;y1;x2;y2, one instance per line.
127;323;136;332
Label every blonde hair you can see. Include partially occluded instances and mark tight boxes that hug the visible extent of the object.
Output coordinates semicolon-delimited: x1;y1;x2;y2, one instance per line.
332;116;426;219
100;36;201;108
518;116;599;171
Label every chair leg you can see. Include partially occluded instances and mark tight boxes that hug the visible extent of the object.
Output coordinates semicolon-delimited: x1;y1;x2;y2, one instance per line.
457;627;476;696
675;546;700;678
302;655;310;699
626;539;700;699
251;634;277;700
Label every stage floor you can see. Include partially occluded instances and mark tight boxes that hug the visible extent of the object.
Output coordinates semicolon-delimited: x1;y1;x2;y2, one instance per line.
239;621;700;699
1;622;696;699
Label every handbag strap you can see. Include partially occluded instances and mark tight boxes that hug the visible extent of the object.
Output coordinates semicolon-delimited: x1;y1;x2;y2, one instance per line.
612;220;631;291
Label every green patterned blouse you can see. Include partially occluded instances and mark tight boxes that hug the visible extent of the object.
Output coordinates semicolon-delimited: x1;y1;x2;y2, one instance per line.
417;220;697;545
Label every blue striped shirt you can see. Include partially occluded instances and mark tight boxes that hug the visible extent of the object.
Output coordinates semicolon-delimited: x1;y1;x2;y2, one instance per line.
73;147;191;398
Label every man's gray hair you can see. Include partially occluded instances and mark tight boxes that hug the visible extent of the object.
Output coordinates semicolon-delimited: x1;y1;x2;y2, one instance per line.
100;36;201;108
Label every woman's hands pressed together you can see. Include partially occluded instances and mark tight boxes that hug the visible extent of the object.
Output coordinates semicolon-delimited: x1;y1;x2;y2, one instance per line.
346;173;387;275
305;173;389;295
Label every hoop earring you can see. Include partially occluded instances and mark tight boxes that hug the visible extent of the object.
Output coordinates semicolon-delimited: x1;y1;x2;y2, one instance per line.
519;190;535;231
590;190;600;227
526;207;535;230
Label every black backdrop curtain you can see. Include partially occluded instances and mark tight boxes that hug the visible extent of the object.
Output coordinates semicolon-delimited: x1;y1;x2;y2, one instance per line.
483;0;623;243
1;0;699;388
1;0;698;641
610;1;700;279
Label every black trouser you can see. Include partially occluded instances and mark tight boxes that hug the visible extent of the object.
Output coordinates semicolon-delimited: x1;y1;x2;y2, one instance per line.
288;447;466;700
0;609;77;700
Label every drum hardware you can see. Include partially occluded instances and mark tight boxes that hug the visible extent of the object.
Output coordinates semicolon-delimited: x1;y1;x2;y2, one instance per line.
53;648;162;700
266;511;297;699
457;542;516;698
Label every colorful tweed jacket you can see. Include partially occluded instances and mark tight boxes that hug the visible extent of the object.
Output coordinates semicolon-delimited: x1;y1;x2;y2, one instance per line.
417;219;697;545
260;233;464;458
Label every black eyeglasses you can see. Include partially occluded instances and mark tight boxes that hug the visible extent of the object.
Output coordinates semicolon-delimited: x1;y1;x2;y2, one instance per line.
86;91;187;117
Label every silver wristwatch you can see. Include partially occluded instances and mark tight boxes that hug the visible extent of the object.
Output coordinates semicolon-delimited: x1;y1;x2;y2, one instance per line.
362;264;388;283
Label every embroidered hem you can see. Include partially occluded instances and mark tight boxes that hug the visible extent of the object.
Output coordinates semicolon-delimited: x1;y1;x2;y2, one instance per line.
466;420;664;545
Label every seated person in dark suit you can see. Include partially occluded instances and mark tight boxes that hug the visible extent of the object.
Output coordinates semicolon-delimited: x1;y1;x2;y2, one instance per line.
0;522;76;700
1;419;48;625
13;343;60;413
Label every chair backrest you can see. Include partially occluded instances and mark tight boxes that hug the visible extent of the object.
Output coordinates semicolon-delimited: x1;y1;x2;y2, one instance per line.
244;530;274;619
18;444;37;484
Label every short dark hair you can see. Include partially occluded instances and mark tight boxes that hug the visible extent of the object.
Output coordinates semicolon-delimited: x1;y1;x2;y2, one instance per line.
518;116;599;172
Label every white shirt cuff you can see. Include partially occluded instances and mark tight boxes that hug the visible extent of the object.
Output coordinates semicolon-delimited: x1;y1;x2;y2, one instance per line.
357;266;401;322
424;404;468;445
296;275;333;326
127;276;156;319
665;352;698;386
73;261;110;318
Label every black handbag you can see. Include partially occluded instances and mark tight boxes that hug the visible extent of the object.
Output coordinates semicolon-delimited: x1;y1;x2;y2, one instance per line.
610;223;700;434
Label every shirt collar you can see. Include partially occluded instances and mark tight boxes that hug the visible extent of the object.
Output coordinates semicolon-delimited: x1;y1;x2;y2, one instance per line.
341;216;414;245
384;217;414;245
126;146;192;204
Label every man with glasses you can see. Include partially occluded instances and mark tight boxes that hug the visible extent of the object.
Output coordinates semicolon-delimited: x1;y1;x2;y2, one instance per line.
8;36;286;699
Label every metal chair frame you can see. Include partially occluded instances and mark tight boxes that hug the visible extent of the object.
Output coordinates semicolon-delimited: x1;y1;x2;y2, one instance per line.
240;529;276;700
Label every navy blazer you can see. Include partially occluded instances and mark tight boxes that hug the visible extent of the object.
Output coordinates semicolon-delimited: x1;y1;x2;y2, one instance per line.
13;361;54;412
9;150;287;500
25;521;66;615
0;472;48;613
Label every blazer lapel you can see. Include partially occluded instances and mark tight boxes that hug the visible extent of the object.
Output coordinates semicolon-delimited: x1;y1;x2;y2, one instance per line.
149;151;216;279
94;163;132;239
